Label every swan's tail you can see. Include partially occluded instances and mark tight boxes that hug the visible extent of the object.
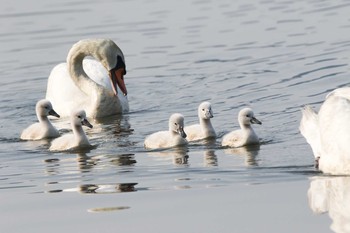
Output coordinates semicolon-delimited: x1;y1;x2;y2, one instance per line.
300;105;321;159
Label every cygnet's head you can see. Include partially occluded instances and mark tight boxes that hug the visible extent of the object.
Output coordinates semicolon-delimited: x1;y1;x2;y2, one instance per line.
71;110;93;128
198;101;214;120
238;108;262;127
169;113;187;138
36;99;60;118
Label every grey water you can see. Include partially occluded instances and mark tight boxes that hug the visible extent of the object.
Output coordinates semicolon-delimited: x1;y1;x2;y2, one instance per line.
2;0;350;232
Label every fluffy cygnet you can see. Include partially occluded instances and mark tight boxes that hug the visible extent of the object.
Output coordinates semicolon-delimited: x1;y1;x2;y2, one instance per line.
222;108;261;147
185;101;216;141
20;99;60;140
144;113;188;149
49;110;93;151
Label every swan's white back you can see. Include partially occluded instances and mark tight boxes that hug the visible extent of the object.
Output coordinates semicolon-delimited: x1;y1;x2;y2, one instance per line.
300;105;321;159
185;101;216;141
144;113;188;149
301;88;350;175
20;99;60;140
45;39;129;119
49;110;92;151
222;108;261;147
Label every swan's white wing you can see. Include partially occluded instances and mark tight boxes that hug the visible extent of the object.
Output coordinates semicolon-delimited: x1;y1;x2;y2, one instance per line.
222;130;242;147
49;134;76;151
83;59;112;90
318;94;350;174
300;105;321;159
46;63;90;117
144;131;187;149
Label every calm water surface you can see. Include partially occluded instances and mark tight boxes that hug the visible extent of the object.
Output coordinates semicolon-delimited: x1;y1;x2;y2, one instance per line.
2;0;350;232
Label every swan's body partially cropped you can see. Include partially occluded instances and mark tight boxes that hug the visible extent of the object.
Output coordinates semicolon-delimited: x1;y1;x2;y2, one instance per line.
20;99;60;140
185;102;216;141
49;110;93;151
144;113;188;149
300;87;350;175
46;39;128;119
222;108;261;148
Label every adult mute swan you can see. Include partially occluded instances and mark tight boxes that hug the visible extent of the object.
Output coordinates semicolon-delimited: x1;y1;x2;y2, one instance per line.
184;101;216;141
49;110;93;151
222;108;262;147
144;113;188;149
20;99;60;140
300;87;350;175
45;39;128;119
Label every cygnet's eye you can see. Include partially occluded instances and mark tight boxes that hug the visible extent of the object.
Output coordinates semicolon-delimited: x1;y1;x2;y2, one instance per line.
174;123;178;126
246;114;250;118
202;109;205;111
77;115;81;119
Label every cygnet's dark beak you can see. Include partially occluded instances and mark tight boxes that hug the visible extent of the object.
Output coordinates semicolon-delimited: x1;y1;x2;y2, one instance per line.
82;118;93;129
48;109;60;118
250;117;262;125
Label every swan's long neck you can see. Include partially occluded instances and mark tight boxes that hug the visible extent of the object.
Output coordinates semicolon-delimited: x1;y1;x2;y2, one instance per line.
200;118;216;137
240;122;253;131
67;40;102;95
72;124;89;145
37;114;54;128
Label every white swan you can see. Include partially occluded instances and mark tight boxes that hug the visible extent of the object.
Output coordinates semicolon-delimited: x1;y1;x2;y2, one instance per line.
45;39;128;119
222;108;262;147
49;110;93;151
184;101;216;141
144;113;188;149
20;99;60;140
300;87;350;175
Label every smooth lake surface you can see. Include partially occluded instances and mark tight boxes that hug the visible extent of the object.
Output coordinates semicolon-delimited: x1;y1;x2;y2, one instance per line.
2;0;350;232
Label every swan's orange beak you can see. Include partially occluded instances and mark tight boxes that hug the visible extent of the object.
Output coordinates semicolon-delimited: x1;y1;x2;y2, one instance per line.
109;68;127;96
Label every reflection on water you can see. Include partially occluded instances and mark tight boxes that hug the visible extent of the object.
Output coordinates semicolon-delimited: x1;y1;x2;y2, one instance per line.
87;206;130;213
93;114;133;136
76;153;98;172
203;150;218;167
224;144;260;166
44;152;137;194
108;153;137;167
79;183;138;194
47;183;138;194
308;176;350;233
147;147;189;165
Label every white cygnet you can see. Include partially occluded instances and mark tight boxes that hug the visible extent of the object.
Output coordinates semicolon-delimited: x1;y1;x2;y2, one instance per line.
144;113;188;149
185;101;216;141
49;110;93;151
20;99;60;140
222;108;261;147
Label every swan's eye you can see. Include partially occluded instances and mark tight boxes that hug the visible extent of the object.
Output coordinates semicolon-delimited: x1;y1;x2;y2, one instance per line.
174;123;178;126
202;109;205;111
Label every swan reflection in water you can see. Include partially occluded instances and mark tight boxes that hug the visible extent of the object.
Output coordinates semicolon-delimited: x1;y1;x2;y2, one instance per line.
308;176;350;233
79;182;138;194
203;150;218;167
147;147;189;165
223;144;260;166
44;152;137;194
